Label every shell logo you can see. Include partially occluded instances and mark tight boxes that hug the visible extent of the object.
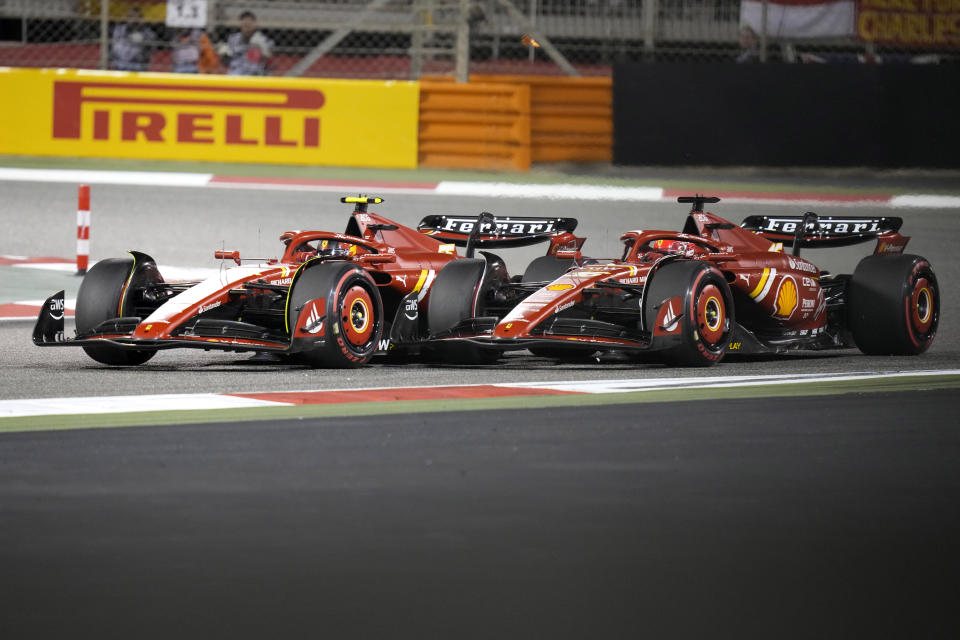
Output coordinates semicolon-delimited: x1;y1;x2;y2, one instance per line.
775;277;798;318
546;283;574;291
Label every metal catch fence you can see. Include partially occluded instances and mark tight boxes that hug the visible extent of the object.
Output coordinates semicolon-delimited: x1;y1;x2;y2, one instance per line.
0;0;953;78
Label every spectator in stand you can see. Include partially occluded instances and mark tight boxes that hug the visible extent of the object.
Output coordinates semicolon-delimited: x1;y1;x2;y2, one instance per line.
217;11;274;76
171;28;219;73
110;6;156;71
736;25;760;63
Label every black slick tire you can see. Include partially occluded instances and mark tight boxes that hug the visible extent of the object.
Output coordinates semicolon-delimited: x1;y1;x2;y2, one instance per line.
521;255;575;284
847;254;938;355
427;258;500;364
75;256;157;366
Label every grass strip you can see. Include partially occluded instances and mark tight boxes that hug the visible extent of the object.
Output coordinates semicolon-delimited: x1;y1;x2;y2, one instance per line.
2;373;958;435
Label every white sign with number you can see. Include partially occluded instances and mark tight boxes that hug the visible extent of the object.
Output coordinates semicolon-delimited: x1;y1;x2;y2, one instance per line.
166;0;207;28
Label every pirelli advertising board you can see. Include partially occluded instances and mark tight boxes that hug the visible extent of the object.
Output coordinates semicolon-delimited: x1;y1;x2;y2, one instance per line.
0;68;419;169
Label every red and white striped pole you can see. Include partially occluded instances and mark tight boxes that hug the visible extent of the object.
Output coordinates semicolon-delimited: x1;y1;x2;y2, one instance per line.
77;184;90;275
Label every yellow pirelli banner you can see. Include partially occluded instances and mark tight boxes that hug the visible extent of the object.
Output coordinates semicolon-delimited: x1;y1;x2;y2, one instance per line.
0;68;419;169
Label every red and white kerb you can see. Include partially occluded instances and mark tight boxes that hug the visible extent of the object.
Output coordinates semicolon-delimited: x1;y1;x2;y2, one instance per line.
77;184;90;275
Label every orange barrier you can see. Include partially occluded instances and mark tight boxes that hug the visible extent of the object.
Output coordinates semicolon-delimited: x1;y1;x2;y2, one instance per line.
419;81;531;171
418;76;611;171
472;75;612;164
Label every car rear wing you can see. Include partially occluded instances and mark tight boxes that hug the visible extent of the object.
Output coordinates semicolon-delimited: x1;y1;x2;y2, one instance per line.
740;213;909;255
418;214;581;253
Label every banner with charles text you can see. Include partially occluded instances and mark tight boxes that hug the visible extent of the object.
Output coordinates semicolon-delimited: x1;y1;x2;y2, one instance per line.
858;0;960;47
0;68;419;169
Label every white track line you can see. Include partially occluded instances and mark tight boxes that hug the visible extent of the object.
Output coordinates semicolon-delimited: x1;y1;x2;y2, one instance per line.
889;195;960;208
502;370;960;394
0;167;213;187
3;167;957;208
0;393;290;418
1;370;957;419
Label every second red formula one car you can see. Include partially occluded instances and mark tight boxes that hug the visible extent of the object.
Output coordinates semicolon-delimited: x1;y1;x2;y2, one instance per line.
33;196;582;367
434;195;939;365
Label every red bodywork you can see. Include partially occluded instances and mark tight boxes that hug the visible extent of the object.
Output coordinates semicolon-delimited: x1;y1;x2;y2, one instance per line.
33;198;584;363
453;201;913;358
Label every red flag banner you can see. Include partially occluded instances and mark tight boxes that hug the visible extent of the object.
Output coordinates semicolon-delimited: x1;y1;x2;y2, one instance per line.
741;0;857;39
858;0;960;47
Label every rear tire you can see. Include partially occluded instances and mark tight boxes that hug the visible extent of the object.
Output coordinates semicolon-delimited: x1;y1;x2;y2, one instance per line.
522;255;575;284
644;261;733;366
848;254;938;355
427;258;500;364
75;255;157;366
288;262;383;368
520;256;578;358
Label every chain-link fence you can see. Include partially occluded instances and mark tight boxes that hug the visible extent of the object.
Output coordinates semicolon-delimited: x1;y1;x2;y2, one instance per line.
0;0;954;77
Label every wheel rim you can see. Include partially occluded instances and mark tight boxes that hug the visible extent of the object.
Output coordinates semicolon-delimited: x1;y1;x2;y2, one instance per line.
341;285;374;347
910;277;934;334
697;284;726;345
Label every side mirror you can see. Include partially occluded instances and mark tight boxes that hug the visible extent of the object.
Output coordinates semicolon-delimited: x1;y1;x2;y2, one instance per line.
555;249;583;265
214;250;241;266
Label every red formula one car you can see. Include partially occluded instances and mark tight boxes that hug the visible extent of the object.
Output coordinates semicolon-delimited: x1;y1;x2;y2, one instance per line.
33;196;582;367
435;195;939;365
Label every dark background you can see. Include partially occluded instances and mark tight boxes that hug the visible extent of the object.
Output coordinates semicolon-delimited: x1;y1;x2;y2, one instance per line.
613;63;960;168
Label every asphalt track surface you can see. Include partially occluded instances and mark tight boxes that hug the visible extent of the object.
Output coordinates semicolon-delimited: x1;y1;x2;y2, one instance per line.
2;392;959;638
2;178;960;637
1;181;959;397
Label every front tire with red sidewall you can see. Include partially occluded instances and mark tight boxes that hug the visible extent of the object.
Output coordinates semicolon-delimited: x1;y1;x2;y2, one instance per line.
288;262;384;368
644;261;734;367
848;254;938;355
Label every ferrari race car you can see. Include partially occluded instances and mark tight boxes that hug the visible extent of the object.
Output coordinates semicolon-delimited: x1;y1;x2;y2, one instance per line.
33;196;583;367
434;195;939;365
